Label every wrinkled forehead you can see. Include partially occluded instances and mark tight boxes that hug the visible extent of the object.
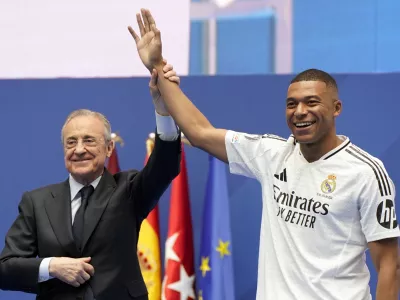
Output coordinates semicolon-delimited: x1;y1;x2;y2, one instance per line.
63;116;105;139
287;80;329;100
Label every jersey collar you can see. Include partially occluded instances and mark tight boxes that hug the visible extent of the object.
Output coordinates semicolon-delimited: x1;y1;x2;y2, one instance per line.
297;135;351;162
321;136;351;160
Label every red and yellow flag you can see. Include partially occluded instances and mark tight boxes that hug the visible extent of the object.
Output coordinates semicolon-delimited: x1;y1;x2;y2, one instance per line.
137;138;162;299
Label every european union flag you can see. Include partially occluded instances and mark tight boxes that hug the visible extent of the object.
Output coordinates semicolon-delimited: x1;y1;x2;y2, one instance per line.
198;155;235;300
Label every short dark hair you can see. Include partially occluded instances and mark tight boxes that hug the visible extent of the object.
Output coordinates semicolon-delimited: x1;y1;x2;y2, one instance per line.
290;69;338;92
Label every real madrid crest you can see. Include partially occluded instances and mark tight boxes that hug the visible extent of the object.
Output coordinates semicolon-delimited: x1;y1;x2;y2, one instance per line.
321;174;336;194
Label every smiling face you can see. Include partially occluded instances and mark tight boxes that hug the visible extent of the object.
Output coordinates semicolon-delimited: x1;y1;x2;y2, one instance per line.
286;80;342;144
62;115;114;185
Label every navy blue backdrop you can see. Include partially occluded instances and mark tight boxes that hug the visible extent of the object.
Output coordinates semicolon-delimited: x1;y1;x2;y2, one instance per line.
0;73;398;299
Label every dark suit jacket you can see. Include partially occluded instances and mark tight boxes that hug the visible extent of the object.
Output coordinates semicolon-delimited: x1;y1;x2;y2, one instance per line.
0;133;181;300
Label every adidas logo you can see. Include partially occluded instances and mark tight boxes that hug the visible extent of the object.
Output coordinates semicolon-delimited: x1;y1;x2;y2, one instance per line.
274;168;287;182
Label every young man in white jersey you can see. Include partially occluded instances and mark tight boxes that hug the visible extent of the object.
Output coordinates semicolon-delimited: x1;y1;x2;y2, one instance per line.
128;9;399;300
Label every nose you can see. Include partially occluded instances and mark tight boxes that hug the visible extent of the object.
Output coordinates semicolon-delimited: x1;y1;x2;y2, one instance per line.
74;140;87;155
294;102;308;117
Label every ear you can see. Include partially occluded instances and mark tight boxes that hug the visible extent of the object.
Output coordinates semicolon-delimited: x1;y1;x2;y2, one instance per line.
106;140;115;157
333;99;342;117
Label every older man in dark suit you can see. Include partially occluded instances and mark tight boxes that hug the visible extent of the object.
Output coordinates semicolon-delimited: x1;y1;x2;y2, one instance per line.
0;64;182;299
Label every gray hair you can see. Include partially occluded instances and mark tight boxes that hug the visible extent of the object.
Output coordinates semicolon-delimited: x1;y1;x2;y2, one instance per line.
61;109;112;144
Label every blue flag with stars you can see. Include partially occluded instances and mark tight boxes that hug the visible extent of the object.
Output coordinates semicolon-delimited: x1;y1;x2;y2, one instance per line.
198;155;235;300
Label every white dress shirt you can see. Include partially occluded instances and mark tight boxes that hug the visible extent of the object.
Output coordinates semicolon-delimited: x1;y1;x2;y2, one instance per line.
38;112;178;282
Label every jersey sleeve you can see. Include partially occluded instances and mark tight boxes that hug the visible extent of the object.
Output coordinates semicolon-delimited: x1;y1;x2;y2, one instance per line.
359;161;400;243
224;130;287;180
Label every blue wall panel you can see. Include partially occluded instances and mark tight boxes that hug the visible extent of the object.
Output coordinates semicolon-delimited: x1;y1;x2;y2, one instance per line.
189;0;400;74
1;73;399;299
376;1;400;72
217;12;275;74
189;21;205;75
293;0;377;73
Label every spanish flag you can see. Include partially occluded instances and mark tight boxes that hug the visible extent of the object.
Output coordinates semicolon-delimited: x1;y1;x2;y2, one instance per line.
137;137;162;299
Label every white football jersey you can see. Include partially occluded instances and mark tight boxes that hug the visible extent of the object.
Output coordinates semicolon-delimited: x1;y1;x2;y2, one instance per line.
225;130;400;300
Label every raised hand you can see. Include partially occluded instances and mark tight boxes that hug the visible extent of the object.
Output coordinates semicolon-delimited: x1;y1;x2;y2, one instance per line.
49;257;95;287
128;9;163;72
149;59;180;116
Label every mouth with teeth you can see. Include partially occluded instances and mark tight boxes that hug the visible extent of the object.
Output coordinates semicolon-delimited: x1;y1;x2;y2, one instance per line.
294;121;316;129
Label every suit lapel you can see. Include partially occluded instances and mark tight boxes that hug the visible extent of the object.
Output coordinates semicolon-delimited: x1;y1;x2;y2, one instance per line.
81;169;116;251
45;181;80;257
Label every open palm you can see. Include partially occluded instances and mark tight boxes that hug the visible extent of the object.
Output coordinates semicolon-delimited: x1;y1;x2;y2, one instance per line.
128;9;163;72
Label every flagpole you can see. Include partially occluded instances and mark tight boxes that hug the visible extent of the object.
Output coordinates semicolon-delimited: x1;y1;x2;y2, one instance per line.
111;132;124;147
146;135;155;154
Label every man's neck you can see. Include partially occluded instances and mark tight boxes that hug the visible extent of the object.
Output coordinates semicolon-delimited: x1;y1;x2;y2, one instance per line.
71;170;104;186
300;132;343;163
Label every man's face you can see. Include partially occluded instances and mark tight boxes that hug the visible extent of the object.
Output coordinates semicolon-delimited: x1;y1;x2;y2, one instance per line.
63;115;113;184
286;80;341;144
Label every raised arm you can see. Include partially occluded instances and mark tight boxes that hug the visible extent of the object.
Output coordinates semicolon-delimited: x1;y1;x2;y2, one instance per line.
129;65;183;218
128;9;228;163
130;132;181;220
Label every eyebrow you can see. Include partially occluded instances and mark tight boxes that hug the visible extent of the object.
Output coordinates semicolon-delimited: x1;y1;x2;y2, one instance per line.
66;134;96;140
286;95;322;102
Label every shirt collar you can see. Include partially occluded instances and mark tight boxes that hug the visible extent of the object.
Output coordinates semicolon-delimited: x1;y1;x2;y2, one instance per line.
69;174;102;201
296;135;350;161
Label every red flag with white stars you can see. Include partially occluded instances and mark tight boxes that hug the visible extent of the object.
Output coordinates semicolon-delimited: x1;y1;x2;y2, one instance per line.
162;145;196;300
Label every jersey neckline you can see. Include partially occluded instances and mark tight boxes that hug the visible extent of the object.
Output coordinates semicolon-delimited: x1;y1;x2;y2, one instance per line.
296;135;351;163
